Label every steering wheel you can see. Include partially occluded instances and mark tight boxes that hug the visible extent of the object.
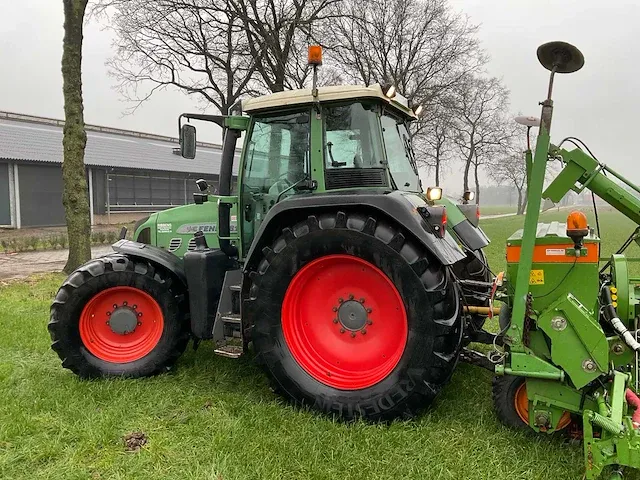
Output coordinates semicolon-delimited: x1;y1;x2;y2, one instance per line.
268;171;294;195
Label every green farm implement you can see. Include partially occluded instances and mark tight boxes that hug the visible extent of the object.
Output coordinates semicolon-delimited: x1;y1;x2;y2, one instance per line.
48;42;640;478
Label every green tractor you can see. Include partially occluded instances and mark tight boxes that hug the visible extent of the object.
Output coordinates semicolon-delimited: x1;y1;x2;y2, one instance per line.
49;40;640;478
49;50;492;421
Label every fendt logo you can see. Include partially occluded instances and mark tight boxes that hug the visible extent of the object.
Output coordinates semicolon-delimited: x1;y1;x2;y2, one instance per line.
177;223;217;234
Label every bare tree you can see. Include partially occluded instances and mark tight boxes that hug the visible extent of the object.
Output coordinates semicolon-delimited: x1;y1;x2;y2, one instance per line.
493;151;528;214
94;0;261;114
413;100;455;185
329;0;485;112
62;0;92;273
449;75;513;203
227;0;339;92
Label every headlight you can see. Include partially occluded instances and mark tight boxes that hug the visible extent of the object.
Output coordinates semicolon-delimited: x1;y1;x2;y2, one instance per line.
426;187;443;201
463;191;475;201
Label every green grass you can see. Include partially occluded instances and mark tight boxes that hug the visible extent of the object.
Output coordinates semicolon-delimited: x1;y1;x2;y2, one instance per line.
1;208;639;479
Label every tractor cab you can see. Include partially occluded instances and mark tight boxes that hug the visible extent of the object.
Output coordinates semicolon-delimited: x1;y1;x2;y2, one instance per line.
235;84;423;255
135;82;488;261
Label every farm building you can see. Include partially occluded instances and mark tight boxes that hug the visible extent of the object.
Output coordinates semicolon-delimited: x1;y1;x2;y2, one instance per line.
0;111;234;228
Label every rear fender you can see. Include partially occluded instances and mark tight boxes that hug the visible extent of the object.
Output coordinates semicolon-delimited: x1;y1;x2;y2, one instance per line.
436;198;490;251
244;190;466;270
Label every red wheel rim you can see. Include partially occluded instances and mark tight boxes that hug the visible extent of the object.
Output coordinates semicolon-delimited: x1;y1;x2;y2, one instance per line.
79;286;164;363
282;254;408;390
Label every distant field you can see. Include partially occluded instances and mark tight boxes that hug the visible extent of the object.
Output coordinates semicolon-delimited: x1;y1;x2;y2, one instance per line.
1;206;639;479
479;205;517;216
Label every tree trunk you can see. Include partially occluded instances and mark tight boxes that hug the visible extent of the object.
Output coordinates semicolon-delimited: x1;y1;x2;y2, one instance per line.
62;0;91;273
473;161;480;204
463;156;471;192
521;188;529;214
435;161;440;186
516;187;524;215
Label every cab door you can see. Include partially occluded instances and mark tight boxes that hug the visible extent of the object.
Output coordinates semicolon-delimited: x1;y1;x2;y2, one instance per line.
239;110;311;255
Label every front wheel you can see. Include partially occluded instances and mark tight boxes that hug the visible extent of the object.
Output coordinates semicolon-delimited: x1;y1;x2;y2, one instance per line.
49;254;189;378
248;211;462;421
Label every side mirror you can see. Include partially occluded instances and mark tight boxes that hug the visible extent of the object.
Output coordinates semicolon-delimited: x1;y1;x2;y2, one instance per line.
180;124;197;159
195;179;208;192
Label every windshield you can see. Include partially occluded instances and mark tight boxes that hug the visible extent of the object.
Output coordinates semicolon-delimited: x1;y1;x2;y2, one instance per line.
380;113;420;192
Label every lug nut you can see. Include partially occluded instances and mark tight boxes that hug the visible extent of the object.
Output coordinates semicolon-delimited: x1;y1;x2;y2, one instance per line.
137;312;143;317
359;298;365;303
366;308;372;314
350;332;356;338
340;328;345;334
123;301;128;306
133;305;137;309
106;321;110;325
361;329;367;335
338;298;344;304
106;311;111;316
113;304;118;309
137;322;142;326
367;320;373;325
333;318;339;324
349;294;354;300
332;306;338;312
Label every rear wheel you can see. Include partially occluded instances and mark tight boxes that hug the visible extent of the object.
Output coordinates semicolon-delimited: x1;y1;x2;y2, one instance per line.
248;211;462;421
49;254;189;378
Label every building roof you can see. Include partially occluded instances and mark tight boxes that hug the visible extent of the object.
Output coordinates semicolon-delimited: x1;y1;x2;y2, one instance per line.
242;83;417;119
0;111;238;175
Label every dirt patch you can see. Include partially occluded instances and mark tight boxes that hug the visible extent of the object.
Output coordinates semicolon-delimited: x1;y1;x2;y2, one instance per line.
123;431;148;452
0;246;113;281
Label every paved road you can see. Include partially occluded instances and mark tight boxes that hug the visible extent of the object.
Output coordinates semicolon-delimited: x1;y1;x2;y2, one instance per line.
0;246;113;281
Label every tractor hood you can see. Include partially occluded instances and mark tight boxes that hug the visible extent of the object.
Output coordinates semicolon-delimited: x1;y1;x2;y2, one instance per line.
132;199;238;258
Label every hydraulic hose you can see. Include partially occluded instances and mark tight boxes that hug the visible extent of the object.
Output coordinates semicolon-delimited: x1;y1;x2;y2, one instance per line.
601;286;640;352
626;388;640;428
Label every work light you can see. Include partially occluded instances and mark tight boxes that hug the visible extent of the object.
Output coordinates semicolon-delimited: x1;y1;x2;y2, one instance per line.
426;187;443;201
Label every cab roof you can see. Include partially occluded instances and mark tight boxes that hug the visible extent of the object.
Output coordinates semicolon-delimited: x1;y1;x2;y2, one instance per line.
241;83;417;120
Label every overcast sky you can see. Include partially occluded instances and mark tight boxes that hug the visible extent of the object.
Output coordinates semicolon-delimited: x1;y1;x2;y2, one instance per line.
2;0;640;191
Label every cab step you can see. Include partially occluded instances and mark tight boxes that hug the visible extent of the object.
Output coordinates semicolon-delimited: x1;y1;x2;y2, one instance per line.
221;313;241;324
213;344;243;359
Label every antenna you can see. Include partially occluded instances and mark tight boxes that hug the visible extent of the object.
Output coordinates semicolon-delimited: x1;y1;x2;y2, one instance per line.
536;41;584;101
515;116;540;151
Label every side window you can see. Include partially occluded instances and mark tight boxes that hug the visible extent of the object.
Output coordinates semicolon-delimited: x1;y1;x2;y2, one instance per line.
242;111;310;194
324;103;384;169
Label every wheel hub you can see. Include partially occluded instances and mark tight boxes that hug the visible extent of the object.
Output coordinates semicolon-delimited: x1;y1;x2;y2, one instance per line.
108;306;139;334
338;300;368;331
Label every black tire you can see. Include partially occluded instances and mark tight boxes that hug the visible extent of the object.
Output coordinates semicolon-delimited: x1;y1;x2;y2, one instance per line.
247;211;462;421
49;254;189;378
453;249;491;330
492;374;529;429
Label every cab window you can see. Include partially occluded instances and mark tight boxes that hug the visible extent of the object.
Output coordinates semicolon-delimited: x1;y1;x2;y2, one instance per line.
323;103;385;169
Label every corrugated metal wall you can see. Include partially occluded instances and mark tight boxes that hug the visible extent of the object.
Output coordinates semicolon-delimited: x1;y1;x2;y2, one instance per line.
0;162;10;225
19;164;66;227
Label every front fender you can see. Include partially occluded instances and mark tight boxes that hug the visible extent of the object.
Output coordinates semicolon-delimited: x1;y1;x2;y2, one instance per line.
111;239;187;286
244;190;466;269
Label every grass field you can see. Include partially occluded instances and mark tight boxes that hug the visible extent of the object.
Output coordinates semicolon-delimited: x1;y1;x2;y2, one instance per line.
2;207;640;479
